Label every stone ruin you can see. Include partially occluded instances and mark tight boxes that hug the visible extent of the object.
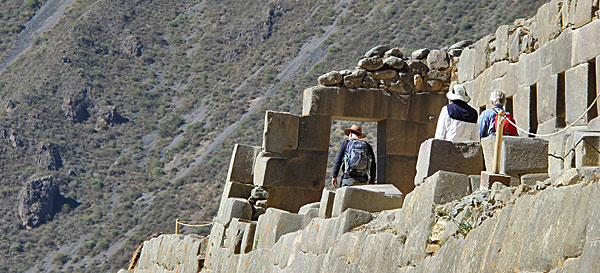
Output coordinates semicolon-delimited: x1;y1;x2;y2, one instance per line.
121;0;600;272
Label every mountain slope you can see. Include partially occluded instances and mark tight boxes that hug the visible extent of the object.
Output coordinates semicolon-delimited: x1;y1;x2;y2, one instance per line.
0;0;546;272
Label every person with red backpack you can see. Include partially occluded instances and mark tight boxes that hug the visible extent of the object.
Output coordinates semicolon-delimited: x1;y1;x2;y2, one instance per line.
331;124;376;187
477;89;518;138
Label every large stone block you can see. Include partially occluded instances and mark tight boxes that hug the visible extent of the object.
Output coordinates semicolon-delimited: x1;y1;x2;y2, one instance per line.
513;85;534;133
302;86;411;121
262;111;299;153
414;139;484;186
457;47;476;83
537;65;558;124
217;198;253;226
266;186;323;213
574;0;596;27
227;144;260;184
377;119;420;157
331;185;404;217
379;154;417;194
500;136;549;176
480;136;495;172
408;92;448;124
473;35;494;78
253;152;286;187
549;133;571;178
575;135;600;167
281;149;328;189
254;208;313;249
521;173;550;186
533;0;561;47
552;28;573;74
422;170;472;205
490;25;509;63
572;19;600;66
297;115;331;151
224;218;252;254
522;50;542;86
318;189;335;218
565;63;591;125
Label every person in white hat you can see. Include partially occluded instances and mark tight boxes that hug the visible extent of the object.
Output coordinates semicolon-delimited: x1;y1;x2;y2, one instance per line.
434;84;479;141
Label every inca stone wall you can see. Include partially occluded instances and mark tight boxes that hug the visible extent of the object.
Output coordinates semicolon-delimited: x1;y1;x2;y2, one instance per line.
122;0;600;273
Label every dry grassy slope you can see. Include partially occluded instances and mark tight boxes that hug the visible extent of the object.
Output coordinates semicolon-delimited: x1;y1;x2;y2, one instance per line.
0;0;546;272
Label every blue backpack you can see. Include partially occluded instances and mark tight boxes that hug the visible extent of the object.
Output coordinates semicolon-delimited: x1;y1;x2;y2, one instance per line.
343;139;371;177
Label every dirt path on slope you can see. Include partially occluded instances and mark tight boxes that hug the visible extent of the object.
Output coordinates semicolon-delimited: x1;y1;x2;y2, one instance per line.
173;0;351;181
0;0;76;75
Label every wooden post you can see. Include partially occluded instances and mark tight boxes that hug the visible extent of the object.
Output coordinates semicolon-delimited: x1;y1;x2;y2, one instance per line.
492;110;506;174
175;219;180;234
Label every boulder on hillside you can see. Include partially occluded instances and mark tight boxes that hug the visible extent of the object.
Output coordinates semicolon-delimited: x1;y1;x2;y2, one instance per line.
62;85;91;123
97;105;127;127
36;142;62;170
17;176;60;229
121;35;143;57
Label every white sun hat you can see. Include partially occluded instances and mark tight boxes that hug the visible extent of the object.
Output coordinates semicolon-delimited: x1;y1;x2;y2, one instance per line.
446;84;471;103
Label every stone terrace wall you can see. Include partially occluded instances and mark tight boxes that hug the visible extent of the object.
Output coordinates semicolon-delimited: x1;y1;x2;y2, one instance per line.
455;0;600;134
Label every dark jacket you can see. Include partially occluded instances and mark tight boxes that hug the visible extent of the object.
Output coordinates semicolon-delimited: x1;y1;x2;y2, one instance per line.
332;139;376;184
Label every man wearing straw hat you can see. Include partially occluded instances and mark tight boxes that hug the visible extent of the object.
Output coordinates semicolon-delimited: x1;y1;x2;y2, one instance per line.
331;124;376;187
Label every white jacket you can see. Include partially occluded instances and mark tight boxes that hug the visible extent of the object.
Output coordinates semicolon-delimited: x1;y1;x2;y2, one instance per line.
435;105;479;141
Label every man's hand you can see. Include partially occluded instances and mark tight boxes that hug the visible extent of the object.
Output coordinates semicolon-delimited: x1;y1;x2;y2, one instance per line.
331;177;338;187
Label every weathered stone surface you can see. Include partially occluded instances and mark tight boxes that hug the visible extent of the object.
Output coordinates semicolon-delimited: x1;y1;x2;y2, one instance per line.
36;142;62;170
331;186;404;217
407;60;428;74
574;0;596;27
411;48;430;60
565;63;591;125
227;144;260;184
317;71;343;86
449;40;473;50
253;152;286;187
572;19;600;66
521;50;542;86
383;56;406;70
377;119;419;157
301;208;373;255
408;92;448;123
537;65;558;124
500;136;548;176
480;136;495;172
254;208;313;249
533;0;561;47
423;171;472;205
370;69;399;80
427;50;450;70
364;45;390;58
480;171;512;189
17;176;60;229
413;74;425;92
357;57;384;71
508;27;523;62
318;189;335;219
217;198;253;226
426;70;449;82
378;154;418;195
298;202;320;215
551;28;573;74
490;25;509;63
575;135;600;167
520;173;550;186
224;218;252;254
468;175;481;191
303;87;404;121
266;186;322;213
414;139;484;186
281;149;328;189
297;115;331;151
263;111;299;153
134;234;204;273
383;47;403;58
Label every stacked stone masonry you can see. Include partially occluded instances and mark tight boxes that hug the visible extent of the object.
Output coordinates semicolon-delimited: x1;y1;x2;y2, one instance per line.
123;0;600;272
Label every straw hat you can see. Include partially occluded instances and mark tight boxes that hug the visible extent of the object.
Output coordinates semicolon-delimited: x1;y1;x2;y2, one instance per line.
446;84;471;103
344;124;366;138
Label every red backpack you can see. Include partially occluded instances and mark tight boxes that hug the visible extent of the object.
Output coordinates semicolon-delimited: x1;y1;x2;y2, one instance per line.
493;113;518;136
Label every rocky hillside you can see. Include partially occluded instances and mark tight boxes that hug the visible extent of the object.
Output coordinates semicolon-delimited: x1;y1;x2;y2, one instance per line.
0;0;546;272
